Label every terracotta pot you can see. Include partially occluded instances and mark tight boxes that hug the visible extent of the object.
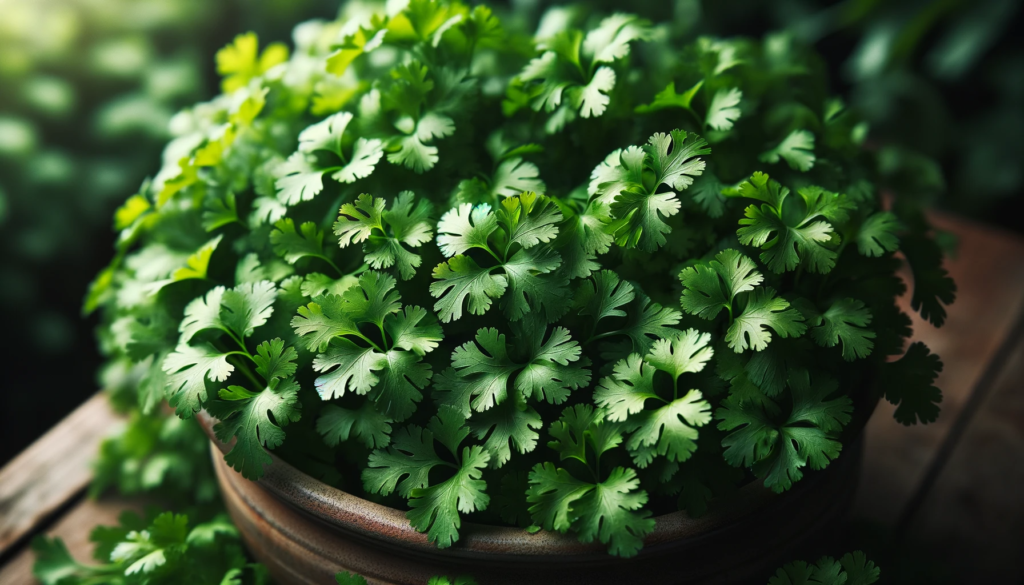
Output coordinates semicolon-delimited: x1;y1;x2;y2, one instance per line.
196;412;864;585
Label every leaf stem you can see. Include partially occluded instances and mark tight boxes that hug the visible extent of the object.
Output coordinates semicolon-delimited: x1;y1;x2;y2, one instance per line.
229;356;263;388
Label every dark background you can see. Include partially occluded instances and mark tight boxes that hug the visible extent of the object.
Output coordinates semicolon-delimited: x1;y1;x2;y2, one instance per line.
1;0;1021;467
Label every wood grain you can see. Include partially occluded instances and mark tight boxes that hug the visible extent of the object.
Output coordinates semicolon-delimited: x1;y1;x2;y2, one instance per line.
0;497;145;585
907;332;1024;582
854;214;1024;522
0;393;122;555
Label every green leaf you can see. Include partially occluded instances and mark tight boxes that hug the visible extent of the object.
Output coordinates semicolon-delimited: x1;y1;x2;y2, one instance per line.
489;158;546;199
594;353;658;422
809;298;876;361
253;338;298;387
705;87;742;131
571;466;655;558
856;211;901;257
717;371;851;492
760;129;816;171
436;203;498;257
275;152;325;205
298;111;352;155
880;342;943;425
270;218;328;265
212;379;302;480
735;173;841;274
336;572;369;585
525;462;593;532
582;13;651;64
600;293;683;360
334;137;386;183
430;255;508;322
498;191;562;250
573;269;635;324
221;281;277;339
608;130;709;252
470;393;543;468
334;194;385;248
163;344;234;418
312;339;387;399
726;287;807;352
679;249;763;320
635;80;703;114
318;402;392;449
179;286;227;342
901;234;957;327
407;444;490;548
645;330;715;380
202;192;239;231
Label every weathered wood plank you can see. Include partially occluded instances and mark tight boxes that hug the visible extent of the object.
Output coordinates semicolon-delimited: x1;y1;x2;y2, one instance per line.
854;214;1024;522
0;393;122;555
0;497;145;585
906;330;1024;582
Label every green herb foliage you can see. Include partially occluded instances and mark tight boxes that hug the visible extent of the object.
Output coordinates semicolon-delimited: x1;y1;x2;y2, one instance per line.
769;550;880;585
32;510;268;585
90;0;953;558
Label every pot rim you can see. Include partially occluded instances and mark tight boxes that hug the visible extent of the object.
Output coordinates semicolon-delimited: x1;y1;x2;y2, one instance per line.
195;410;847;560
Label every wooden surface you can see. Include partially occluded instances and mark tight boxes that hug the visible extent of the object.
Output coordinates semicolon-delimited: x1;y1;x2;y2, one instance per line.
0;393;122;553
1;213;1022;584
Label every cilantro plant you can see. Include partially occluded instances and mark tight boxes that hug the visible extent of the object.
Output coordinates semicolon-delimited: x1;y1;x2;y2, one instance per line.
33;511;267;585
90;0;954;559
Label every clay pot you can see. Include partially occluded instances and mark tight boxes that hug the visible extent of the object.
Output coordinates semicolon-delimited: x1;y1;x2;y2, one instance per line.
196;412;864;585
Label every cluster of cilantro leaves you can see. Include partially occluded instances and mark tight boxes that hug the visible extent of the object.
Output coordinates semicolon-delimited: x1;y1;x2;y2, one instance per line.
33;510;267;585
89;0;953;559
769;551;881;585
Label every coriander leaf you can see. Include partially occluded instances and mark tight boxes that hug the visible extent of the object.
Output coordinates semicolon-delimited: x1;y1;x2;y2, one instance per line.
385;305;443;356
705;87;742;131
179;286;226;342
470;394;543;468
298;111;352;155
880;342;943;425
253;338;298;386
553;200;614;279
221;281;277;339
573;269;635;324
490;157;546;199
334;137;386;184
275;152;325;205
202;192;238;231
312;339;387;399
679;248;763;320
594;353;658;422
212;379;302;480
318;402;393;449
582;14;651;64
270;218;329;265
500;245;565;321
856;211;901;257
525;462;593;532
577;66;615;118
216;32;287;93
735;173;840;274
440;328;519;413
571;467;655;558
726;287;807;352
840;551;882;585
430;255;508;322
406;444;490;548
645;330;715;379
498;191;562;250
163;344;234;417
691;173;726;218
334;193;385;247
291;295;361;352
760;129;816;171
436;203;498;257
901;234;957;327
809;298;876;361
600;293;683;361
634;80;703;114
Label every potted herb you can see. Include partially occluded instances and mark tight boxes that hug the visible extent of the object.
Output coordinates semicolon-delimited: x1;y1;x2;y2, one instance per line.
90;0;953;582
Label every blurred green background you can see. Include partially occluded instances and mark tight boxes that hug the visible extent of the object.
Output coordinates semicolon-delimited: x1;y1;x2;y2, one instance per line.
1;0;1020;465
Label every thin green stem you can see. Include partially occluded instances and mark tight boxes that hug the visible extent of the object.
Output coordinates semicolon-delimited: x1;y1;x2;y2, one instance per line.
355;332;385;353
316;254;345;278
229;357;263;388
585;329;620;346
222;329;253;360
